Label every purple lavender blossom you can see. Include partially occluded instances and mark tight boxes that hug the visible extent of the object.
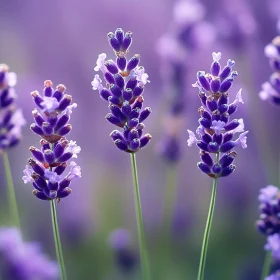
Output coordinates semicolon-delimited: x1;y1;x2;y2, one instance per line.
259;30;280;105
187;52;248;178
0;64;25;151
256;185;280;235
91;28;152;153
108;229;137;273
0;227;59;280
22;80;81;201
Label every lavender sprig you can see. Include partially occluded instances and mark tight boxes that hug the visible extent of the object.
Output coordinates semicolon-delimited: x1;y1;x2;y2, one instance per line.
92;28;151;280
188;52;248;178
187;52;248;280
91;28;152;153
0;64;25;228
23;80;81;280
23;80;81;201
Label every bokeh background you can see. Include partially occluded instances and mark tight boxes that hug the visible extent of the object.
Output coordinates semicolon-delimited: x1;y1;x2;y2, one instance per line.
0;0;279;279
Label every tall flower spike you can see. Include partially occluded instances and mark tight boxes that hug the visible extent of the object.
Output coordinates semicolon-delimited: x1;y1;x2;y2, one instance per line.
0;64;25;151
23;80;81;201
189;52;248;280
188;52;248;178
259;26;280;105
92;28;151;280
92;28;152;153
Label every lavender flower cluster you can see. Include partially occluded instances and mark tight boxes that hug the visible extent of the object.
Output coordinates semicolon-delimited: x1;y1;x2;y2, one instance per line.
22;80;81;201
0;227;58;280
187;52;248;178
259;34;280;105
0;64;25;151
91;28;152;153
256;186;280;279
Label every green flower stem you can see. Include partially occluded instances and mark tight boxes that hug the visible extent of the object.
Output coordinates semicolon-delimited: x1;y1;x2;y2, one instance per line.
3;152;20;228
50;200;67;280
163;166;178;235
261;251;271;280
130;153;150;280
197;154;219;280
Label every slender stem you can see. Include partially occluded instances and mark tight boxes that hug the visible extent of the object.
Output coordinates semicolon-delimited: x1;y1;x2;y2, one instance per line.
261;251;271;280
163;166;178;235
2;152;20;228
130;153;150;280
197;154;219;280
51;200;67;280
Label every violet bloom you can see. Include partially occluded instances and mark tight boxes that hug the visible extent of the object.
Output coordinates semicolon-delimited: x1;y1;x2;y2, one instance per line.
91;28;152;153
108;229;137;273
187;52;248;178
22;80;81;201
0;64;25;151
0;227;59;280
259;31;280;105
256;185;280;235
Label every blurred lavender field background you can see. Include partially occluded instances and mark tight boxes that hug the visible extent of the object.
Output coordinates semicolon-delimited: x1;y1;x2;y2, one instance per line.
0;0;279;279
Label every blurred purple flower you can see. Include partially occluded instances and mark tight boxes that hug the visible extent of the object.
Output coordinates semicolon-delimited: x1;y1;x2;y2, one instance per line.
215;0;257;47
260;32;280;105
108;228;137;273
187;52;248;178
91;28;152;153
156;0;216;164
23;80;81;201
0;227;58;280
265;234;280;259
0;64;26;152
266;271;280;280
256;185;280;235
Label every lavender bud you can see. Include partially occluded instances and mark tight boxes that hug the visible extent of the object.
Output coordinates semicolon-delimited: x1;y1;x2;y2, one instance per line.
108;32;121;52
105;60;119;74
110;84;122;98
123;88;133;101
114;74;125;89
139;107;151;122
127;55;140;72
122;31;133;51
29;146;45;162
197;162;211;175
104;72;115;84
117;57;127;71
57;124;72;136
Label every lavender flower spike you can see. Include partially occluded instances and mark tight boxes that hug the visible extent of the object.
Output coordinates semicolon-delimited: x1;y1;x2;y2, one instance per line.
188;52;248;178
0;64;26;151
92;29;151;280
91;28;152;153
259;26;280;105
0;227;59;279
23;80;81;201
